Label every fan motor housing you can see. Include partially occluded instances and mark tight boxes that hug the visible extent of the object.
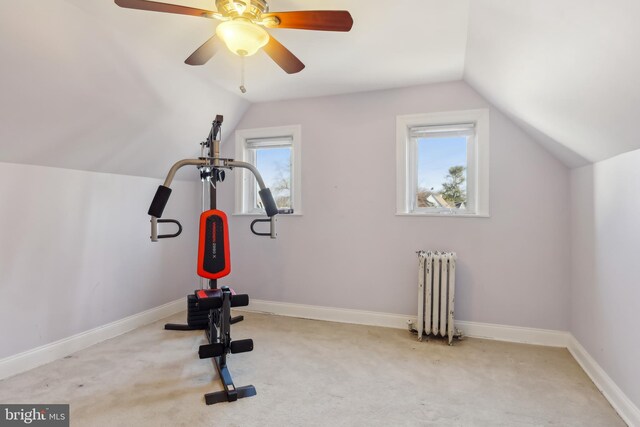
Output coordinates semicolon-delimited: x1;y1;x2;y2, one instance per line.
215;0;269;20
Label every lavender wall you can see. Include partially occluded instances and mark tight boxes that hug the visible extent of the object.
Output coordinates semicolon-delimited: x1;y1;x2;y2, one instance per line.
0;162;200;359
217;81;572;330
570;149;640;408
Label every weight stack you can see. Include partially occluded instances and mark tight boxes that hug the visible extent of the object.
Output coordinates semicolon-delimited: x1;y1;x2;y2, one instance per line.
187;293;209;328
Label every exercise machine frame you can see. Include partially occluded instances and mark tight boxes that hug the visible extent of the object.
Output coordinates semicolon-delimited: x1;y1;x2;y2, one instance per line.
147;115;286;404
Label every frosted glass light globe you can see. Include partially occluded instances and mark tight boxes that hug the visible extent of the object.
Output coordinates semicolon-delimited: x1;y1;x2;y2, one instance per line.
216;19;269;56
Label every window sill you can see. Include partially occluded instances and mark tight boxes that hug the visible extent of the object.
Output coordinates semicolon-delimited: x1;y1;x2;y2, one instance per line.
396;212;490;218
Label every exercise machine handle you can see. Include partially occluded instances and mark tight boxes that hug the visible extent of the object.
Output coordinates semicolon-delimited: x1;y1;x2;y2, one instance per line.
250;208;293;239
250;219;272;237
147;158;208;242
150;218;183;242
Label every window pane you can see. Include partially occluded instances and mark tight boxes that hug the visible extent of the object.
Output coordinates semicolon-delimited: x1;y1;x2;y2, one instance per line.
416;136;467;210
255;146;292;209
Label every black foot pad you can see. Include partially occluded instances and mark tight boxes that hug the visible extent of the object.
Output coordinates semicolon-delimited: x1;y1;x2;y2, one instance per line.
199;343;224;359
230;339;253;354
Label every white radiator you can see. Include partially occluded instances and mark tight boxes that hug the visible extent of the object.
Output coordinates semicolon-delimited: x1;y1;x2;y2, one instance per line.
416;251;458;344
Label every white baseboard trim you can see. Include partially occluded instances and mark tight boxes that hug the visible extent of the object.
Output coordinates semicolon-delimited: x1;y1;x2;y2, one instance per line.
0;298;184;381
244;299;569;347
245;299;416;330
567;335;640;427
455;320;570;347
244;299;639;426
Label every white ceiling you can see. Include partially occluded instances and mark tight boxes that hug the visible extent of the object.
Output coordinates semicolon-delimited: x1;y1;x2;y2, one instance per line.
1;0;639;177
192;0;471;102
85;0;471;103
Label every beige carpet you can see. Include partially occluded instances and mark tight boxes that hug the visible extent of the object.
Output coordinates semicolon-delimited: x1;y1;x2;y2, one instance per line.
0;311;625;426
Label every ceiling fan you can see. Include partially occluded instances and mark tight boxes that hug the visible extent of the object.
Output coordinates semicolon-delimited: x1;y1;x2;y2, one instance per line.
114;0;353;74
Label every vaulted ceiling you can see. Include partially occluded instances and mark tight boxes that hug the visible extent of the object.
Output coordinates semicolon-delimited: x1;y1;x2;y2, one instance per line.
465;0;640;168
1;0;638;177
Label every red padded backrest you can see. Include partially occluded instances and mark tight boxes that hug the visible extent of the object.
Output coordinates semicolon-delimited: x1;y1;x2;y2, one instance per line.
197;209;231;279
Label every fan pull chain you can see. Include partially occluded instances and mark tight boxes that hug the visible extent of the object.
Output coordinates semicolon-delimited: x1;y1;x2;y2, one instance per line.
239;55;247;94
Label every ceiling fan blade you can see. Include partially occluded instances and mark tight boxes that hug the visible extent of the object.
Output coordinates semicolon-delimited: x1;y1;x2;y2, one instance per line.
261;11;353;32
185;36;220;66
263;36;305;74
114;0;215;18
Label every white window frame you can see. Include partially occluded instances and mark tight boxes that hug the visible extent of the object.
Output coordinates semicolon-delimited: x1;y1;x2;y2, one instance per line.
396;109;490;217
234;125;302;215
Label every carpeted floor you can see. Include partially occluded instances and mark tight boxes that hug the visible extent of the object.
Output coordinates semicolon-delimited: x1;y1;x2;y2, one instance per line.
0;311;625;426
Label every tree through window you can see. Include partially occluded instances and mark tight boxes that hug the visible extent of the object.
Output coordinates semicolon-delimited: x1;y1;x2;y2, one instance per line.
415;133;468;211
254;146;292;209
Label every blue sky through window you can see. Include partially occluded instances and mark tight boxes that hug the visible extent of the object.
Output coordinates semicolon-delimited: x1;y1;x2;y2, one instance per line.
417;136;467;192
255;147;291;187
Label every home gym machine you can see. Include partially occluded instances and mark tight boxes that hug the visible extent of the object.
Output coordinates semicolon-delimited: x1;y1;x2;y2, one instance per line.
147;115;287;405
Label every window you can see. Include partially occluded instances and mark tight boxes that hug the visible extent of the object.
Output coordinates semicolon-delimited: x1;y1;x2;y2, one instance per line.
235;125;302;215
396;110;489;216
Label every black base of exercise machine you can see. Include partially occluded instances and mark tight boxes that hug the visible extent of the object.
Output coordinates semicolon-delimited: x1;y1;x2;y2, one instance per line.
163;287;254;404
147;115;287;405
164;288;255;404
196;286;255;404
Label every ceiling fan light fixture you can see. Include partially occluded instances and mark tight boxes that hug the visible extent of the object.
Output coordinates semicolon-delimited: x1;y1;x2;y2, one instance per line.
216;19;269;56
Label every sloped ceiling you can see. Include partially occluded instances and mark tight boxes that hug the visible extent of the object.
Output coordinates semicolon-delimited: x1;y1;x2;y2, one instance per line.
465;0;640;167
0;0;249;179
1;0;638;177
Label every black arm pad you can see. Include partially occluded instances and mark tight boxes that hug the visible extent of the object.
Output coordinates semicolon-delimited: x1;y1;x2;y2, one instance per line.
148;185;172;218
259;188;279;217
